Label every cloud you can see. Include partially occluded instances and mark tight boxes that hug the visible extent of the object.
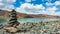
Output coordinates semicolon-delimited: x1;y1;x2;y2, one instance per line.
1;5;14;11
46;6;57;11
45;6;57;15
46;0;60;7
16;2;60;16
16;3;45;14
46;2;54;7
54;1;60;5
0;0;16;11
0;0;60;16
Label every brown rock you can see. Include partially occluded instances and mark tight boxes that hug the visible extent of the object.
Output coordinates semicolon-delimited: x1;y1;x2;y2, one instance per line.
4;27;18;33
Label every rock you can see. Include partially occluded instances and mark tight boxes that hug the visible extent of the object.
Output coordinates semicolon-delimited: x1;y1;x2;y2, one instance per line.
4;27;18;33
0;24;3;29
5;24;12;27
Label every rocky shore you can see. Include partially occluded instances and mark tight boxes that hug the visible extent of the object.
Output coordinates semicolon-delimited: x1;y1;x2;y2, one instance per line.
0;21;60;34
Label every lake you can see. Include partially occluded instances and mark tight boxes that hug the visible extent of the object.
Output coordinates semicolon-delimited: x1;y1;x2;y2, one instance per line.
18;18;60;23
0;18;60;24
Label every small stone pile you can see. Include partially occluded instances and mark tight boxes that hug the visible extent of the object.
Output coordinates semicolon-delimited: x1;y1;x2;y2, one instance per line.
3;9;20;34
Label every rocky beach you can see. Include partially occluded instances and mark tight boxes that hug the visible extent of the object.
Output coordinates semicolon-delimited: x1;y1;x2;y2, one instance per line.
0;20;60;34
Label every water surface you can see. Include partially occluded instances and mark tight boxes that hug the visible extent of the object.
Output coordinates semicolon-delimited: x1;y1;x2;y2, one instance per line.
0;18;60;24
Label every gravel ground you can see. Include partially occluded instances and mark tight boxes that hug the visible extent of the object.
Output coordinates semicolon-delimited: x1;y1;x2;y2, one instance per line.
0;21;60;34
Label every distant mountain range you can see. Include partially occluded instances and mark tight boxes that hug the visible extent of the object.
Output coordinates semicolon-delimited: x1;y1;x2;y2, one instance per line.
0;10;60;18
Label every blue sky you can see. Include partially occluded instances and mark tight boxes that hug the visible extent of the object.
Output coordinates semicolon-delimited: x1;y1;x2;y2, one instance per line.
0;0;60;16
14;0;57;7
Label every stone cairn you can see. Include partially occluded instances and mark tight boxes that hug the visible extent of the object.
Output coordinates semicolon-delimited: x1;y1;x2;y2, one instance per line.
3;9;20;34
8;9;20;27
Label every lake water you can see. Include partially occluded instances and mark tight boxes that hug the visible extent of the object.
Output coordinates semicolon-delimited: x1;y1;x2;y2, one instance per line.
18;18;60;23
0;18;60;24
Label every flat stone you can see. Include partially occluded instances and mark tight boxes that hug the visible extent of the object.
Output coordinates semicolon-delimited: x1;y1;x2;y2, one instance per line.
4;27;18;33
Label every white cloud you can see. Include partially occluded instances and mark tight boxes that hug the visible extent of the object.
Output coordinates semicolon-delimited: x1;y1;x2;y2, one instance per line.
1;5;14;11
54;1;60;5
16;3;60;16
46;6;57;11
45;6;57;15
16;3;45;14
0;0;60;16
46;2;54;7
46;1;60;7
0;0;16;11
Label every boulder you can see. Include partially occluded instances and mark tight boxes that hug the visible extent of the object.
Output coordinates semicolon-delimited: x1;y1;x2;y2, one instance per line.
4;27;18;33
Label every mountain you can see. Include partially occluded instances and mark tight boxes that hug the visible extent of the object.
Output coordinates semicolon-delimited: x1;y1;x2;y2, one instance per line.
0;10;60;18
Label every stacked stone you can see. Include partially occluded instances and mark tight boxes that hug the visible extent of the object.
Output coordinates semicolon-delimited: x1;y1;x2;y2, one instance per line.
8;9;19;27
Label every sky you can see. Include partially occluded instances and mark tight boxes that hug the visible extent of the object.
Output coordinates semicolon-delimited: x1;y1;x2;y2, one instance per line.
0;0;60;16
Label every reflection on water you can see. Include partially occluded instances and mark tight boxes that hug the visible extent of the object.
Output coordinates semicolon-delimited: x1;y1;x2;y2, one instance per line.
0;18;60;24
